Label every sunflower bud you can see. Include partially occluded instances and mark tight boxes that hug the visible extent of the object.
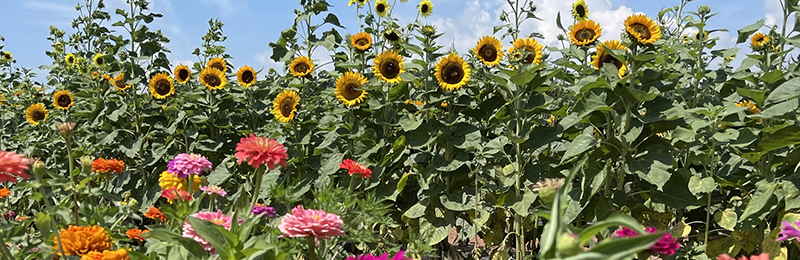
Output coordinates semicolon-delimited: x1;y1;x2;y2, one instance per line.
532;178;564;207
80;156;93;174
421;25;437;37
56;122;76;140
698;5;711;15
32;160;47;179
556;232;582;257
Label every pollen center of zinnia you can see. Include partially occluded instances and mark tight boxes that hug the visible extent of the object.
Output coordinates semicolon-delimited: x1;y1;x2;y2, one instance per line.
577;29;595;42
156;80;171;95
343;82;363;100
479;45;497;62
631;23;651;39
58;95;71;107
280;98;295;117
204;74;220;87
442;62;464;84
380;60;400;78
242;71;254;83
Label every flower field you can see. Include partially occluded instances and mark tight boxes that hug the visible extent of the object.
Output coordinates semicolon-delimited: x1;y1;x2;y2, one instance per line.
2;0;800;259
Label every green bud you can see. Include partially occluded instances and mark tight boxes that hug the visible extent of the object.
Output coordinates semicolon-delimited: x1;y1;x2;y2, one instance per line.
698;5;711;15
533;178;564;207
80;156;94;174
32;160;47;179
556;232;582;257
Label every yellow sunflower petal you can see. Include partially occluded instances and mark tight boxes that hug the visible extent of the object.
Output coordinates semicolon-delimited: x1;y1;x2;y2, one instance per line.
351;32;373;51
53;90;74;110
272;89;299;123
572;0;590;21
174;65;191;84
26;103;49;125
335;71;369;106
289;56;315;77
237;65;258;88
472;36;504;66
207;57;227;73
507;37;544;65
419;0;433;18
624;14;661;44
435;53;471;92
200;67;227;90
591;39;628;78
148;72;175;99
373;50;406;83
569;20;602;46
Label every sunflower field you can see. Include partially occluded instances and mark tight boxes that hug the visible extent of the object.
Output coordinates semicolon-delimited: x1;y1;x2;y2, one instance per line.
2;0;800;259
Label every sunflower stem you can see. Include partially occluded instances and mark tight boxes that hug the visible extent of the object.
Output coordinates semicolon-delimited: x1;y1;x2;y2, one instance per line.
67;137;79;225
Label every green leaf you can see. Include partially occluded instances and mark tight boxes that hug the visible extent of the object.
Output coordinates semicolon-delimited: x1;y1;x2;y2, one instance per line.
561;132;598;164
629;145;673;190
587;233;662;260
187;217;237;259
576;214;647;246
388;82;408;101
509;191;537;217
403;203;426;219
145;227;209;258
714;208;738;231
737;19;765;44
35;212;54;241
739;179;779;232
764;77;800;105
688;175;717;196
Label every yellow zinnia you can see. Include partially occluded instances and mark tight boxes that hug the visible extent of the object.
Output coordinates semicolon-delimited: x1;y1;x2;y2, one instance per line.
435;53;471;92
158;171;203;192
335;71;368;106
272;89;299;123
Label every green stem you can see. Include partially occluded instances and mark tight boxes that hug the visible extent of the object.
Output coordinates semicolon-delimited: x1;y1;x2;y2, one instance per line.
0;236;14;260
307;237;317;260
67;138;79;225
250;166;266;213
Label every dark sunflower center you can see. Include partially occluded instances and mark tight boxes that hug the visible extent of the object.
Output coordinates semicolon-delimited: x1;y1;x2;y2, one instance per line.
57;95;72;107
67;57;74;64
178;69;189;81
421;4;429;13
380;60;400;79
343;82;363;101
385;32;400;41
576;5;586;17
377;4;386;13
3;53;10;60
478;44;498;62
577;28;596;41
295;63;309;74
523;47;537;64
280;98;295;117
442;62;464;84
32;111;45;121
242;71;254;83
204;74;220;87
601;54;623;70
155;79;171;95
96;58;104;65
356;38;369;47
631;23;651;39
211;62;224;72
696;32;704;40
756;36;765;43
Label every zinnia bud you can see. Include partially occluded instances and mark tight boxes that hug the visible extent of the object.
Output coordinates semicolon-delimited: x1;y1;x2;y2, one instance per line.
533;178;564;207
79;156;93;174
32;160;46;178
556;233;582;257
56;122;76;140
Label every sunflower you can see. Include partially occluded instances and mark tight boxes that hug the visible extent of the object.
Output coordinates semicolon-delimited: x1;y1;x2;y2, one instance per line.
335;71;369;106
435;53;471;92
207;57;227;73
0;51;11;63
236;66;257;88
25;103;49;125
349;0;367;7
384;29;401;43
174;65;191;84
591;39;628;78
53;90;74;110
572;0;590;21
751;32;770;51
351;32;373;51
419;0;433;18
373;50;406;83
736;100;761;114
624;14;661;44
375;0;390;17
289;56;314;77
111;73;131;91
473;36;504;66
93;53;105;67
507;37;544;65
65;53;77;66
199;67;227;90
569;20;602;46
92;71;100;79
53;42;64;54
695;30;709;41
272;89;299;123
148;72;175;99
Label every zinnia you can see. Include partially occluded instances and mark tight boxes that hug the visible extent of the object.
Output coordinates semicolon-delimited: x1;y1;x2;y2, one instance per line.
252;203;276;217
167;153;213;178
161;187;193;203
278;205;344;240
158;171;203;192
235;134;289;170
0;151;31;183
92;158;125;174
346;251;412;260
200;185;227;197
54;225;113;256
340;159;372;178
0;187;10;198
126;228;148;241
144;207;167;222
80;249;130;260
777;221;800;241
614;226;680;255
717;253;769;260
182;210;233;254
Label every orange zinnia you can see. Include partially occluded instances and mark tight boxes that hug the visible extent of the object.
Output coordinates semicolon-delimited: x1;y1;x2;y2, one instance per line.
92;158;125;174
126;228;148;241
0;188;9;198
144;207;167;222
80;249;130;260
53;225;113;256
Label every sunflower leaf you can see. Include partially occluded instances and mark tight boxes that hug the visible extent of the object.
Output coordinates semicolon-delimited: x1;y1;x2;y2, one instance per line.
736;19;765;44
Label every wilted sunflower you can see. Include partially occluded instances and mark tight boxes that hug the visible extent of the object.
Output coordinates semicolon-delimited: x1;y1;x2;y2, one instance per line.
572;0;589;21
53;90;74;110
0;51;11;63
65;53;77;66
384;29;401;43
199;67;227;90
237;65;257;88
419;0;433;18
207;57;227;73
435;53;471;92
351;32;373;51
373;50;405;83
289;56;314;77
111;73;131;91
591;39;628;78
348;0;367;7
174;65;191;84
569;20;602;46
473;36;504;66
272;89;299;123
624;14;661;44
93;53;105;67
375;0;389;17
507;37;544;65
751;32;770;51
25;103;49;125
335;71;368;106
148;72;174;99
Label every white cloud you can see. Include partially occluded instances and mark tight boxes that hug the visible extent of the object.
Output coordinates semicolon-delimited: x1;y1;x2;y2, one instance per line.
431;0;496;54
255;49;284;73
199;0;246;17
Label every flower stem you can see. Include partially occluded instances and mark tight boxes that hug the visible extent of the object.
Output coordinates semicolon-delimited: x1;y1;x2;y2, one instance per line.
307;237;316;260
250;166;266;214
67;138;79;225
0;236;14;259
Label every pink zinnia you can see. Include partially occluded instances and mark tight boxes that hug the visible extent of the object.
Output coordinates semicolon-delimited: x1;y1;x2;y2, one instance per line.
162;187;193;203
182;210;233;254
200;185;227;197
614;226;680;256
235;134;289;170
168;153;213;178
717;253;769;260
0;151;31;183
278;205;344;241
346;251;412;260
339;159;372;178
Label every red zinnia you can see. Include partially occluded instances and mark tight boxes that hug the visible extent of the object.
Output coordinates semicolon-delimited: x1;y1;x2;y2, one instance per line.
0;151;31;183
235;134;289;170
92;158;125;174
161;188;192;203
339;159;372;178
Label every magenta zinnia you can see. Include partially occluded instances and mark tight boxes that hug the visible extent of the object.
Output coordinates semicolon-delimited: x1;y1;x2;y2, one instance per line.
340;159;372;178
347;251;412;260
0;151;31;183
614;226;680;255
167;153;213;178
182;210;233;254
777;221;800;241
278;205;344;240
252;203;276;217
235;134;289;170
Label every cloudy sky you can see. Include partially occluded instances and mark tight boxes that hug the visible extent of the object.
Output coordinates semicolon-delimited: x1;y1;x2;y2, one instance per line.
0;0;784;77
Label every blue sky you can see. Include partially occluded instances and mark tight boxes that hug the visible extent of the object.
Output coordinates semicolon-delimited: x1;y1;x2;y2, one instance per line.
0;0;784;77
